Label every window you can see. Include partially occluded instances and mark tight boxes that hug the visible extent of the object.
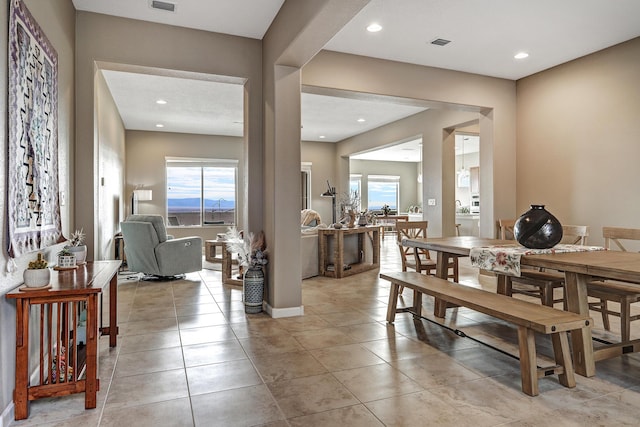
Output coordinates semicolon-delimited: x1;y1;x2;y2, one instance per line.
367;175;399;211
166;158;238;226
349;174;362;211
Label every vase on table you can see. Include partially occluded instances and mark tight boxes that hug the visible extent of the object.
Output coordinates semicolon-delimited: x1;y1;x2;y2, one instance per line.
347;210;356;228
68;245;87;264
514;204;563;249
243;266;264;314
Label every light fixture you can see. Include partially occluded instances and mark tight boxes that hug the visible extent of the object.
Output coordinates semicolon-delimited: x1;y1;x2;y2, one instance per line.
514;52;529;59
366;22;382;32
156;99;167;105
357;118;366;123
132;187;153;215
155;123;164;128
457;136;470;187
320;181;337;224
319;135;326;139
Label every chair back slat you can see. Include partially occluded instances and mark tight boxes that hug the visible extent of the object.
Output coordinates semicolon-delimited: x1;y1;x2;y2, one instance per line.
602;227;640;252
561;225;589;245
497;219;516;240
396;221;430;271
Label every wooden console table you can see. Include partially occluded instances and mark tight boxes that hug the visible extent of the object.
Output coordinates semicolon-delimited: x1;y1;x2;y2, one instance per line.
6;260;121;420
318;225;381;278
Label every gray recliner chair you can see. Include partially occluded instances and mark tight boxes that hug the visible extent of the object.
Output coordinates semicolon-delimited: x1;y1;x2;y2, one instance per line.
121;214;202;278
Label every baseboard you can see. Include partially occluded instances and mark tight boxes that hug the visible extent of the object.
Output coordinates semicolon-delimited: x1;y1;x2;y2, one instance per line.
1;401;14;427
264;303;304;318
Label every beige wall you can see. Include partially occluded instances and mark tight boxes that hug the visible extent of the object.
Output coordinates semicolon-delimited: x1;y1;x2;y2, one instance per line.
95;71;126;260
303;51;517;237
350;160;419;213
75;11;264;259
0;0;75;418
125;131;245;241
301;140;336;224
516;37;640;246
330;106;480;236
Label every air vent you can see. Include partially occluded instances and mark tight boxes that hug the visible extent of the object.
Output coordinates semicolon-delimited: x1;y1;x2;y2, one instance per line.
151;1;176;12
431;38;451;46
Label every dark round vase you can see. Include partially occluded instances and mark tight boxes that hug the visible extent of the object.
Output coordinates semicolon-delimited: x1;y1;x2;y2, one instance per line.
513;205;563;249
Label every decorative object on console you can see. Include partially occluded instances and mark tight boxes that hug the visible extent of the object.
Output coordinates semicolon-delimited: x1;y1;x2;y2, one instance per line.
514;205;563;249
23;253;51;288
56;247;77;269
66;229;87;264
224;227;268;313
321;181;337;224
381;204;391;216
7;0;63;258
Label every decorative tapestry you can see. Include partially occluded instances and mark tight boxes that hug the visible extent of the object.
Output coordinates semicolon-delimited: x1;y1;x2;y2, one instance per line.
7;0;63;258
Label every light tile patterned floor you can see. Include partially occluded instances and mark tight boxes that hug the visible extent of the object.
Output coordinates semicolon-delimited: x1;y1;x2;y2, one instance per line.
9;236;640;426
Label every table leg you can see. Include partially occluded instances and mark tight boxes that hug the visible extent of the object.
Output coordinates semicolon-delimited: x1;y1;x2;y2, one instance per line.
85;294;98;409
109;273;118;347
336;233;344;279
14;299;30;420
434;252;450;317
564;271;595;377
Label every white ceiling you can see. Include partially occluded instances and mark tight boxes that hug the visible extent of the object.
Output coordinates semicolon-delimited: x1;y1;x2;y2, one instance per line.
74;0;640;151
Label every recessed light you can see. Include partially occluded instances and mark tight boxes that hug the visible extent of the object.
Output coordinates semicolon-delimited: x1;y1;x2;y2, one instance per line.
366;23;382;32
357;118;366;123
514;52;529;59
319;135;326;139
155;123;164;128
156;99;167;105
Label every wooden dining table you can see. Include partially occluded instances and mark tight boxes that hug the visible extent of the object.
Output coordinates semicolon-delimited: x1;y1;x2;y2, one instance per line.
402;236;640;378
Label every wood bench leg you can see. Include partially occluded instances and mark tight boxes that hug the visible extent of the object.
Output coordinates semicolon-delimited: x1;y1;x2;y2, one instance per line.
412;289;423;318
386;282;400;323
551;332;576;389
517;326;539;396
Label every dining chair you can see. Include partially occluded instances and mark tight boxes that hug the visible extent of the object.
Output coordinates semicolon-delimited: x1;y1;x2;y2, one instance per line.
587;227;640;342
505;225;590;307
396;221;458;292
497;218;516;240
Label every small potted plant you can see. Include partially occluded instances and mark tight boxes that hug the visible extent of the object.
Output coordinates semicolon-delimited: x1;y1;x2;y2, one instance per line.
66;229;87;264
381;204;391;216
57;247;77;269
23;253;50;288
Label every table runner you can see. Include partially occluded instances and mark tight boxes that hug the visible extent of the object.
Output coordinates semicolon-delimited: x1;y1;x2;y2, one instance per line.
470;244;605;276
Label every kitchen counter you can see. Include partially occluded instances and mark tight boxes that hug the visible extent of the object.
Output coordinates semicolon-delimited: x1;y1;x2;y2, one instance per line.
455;214;480;236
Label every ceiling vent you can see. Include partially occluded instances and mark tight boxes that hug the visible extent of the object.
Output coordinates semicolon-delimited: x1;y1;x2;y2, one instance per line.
151;1;176;12
431;38;451;46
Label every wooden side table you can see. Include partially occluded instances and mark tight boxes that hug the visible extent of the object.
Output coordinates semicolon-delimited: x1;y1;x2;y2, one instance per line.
6;260;121;420
318;225;381;278
204;240;224;264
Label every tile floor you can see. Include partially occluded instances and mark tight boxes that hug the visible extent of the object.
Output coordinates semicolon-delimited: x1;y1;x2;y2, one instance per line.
9;236;640;426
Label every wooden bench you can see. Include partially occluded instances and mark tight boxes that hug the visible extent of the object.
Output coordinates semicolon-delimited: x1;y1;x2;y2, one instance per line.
381;272;592;396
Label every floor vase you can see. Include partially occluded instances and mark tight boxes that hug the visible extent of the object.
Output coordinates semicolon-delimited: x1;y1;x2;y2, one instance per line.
243;267;264;313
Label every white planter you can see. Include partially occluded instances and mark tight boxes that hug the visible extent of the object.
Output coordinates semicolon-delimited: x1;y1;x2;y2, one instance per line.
23;268;51;288
57;255;76;268
68;245;87;264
